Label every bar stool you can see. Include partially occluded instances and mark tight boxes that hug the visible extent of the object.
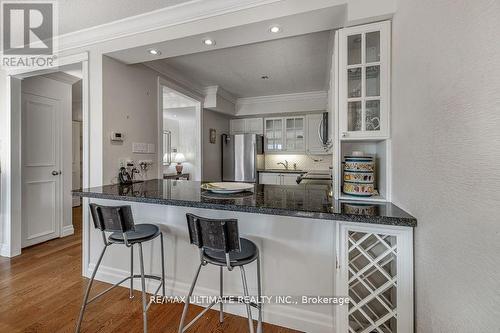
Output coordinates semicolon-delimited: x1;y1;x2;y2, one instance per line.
178;213;262;333
76;203;166;333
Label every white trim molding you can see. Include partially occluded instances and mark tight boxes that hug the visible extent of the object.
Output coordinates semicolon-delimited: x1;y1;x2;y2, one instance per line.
57;0;283;53
236;91;328;115
61;224;75;237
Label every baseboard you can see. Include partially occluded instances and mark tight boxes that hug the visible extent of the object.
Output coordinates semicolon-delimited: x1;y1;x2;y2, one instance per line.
0;243;10;257
87;263;334;333
0;242;21;257
61;225;75;237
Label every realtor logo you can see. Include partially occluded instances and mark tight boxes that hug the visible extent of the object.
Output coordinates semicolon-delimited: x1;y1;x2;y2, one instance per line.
1;1;58;68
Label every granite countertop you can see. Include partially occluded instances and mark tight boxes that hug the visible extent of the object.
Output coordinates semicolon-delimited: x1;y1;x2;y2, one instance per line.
73;179;416;227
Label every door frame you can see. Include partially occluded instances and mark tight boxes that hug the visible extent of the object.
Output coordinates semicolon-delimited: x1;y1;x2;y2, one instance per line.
2;52;90;262
156;76;204;181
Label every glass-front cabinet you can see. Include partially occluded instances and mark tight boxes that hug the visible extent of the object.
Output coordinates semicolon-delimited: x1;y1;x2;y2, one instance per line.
285;116;305;152
265;117;284;152
339;21;390;139
265;116;305;153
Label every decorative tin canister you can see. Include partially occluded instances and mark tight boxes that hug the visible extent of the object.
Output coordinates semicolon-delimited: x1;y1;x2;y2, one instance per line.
343;155;375;196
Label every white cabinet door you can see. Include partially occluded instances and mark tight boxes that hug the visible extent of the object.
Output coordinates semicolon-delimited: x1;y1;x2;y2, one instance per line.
336;222;413;333
230;119;246;134
307;113;331;154
281;173;302;185
284;116;305;152
259;173;280;185
264;118;284;152
245;118;263;134
339;21;390;140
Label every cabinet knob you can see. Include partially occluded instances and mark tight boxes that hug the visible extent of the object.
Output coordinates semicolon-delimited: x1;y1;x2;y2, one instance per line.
342;132;347;138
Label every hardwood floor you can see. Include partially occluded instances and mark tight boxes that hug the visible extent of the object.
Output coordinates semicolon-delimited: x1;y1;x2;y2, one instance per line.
0;206;301;333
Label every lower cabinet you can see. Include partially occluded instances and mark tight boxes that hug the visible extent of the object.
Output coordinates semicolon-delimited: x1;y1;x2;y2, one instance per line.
335;222;413;333
259;172;302;185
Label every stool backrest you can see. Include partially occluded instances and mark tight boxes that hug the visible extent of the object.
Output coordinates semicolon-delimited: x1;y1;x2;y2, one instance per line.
89;203;135;233
186;213;240;253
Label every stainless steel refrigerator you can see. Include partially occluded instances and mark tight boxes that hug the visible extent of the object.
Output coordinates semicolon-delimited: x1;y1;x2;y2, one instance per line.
222;133;263;182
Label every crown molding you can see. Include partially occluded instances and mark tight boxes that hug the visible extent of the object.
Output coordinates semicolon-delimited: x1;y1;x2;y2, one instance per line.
143;61;205;98
57;0;282;52
236;90;328;105
204;85;237;104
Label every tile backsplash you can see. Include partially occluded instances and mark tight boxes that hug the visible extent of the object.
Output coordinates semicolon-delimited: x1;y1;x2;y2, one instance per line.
264;154;332;171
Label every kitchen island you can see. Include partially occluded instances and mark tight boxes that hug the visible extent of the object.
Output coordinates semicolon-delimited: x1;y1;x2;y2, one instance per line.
74;179;415;333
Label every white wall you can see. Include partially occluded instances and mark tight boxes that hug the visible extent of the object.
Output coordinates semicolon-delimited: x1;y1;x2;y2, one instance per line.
391;0;500;331
102;56;160;184
202;109;230;181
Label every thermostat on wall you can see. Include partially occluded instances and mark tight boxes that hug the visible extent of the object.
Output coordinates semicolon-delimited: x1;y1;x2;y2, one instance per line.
110;131;124;142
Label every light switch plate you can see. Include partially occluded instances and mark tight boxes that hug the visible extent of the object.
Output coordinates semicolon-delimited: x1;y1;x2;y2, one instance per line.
147;143;155;153
132;143;148;153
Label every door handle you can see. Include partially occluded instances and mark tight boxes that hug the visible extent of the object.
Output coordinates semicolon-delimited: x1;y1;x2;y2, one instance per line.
52;170;61;176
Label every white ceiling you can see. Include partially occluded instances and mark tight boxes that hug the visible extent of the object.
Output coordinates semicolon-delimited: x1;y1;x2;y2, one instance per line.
58;0;192;34
155;31;333;98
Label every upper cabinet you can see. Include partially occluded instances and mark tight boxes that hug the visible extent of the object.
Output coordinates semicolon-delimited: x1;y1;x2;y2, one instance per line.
265;116;305;153
338;21;391;140
284;116;305;152
264;117;284;152
306;113;332;155
230;118;263;135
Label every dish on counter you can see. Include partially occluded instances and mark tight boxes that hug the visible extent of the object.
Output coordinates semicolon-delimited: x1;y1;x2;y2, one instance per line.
201;182;254;194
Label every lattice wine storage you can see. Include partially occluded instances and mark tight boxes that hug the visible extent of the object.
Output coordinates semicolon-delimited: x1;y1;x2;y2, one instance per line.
336;224;413;333
348;231;397;332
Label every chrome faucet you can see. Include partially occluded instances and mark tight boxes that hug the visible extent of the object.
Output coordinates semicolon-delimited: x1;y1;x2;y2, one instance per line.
277;160;289;170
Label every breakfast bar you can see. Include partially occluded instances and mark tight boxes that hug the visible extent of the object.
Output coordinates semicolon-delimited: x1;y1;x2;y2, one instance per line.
74;179;416;333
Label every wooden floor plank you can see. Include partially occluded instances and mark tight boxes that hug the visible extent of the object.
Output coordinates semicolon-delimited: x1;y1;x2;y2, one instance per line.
0;206;302;333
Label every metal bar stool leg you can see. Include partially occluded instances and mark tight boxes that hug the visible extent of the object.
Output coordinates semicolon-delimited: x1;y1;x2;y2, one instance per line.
75;245;107;333
130;244;134;299
240;266;255;333
219;266;224;323
160;233;166;297
256;255;263;333
178;263;203;333
138;243;148;333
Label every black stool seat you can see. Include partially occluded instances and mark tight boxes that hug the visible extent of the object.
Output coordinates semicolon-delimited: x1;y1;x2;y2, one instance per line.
109;224;160;244
204;238;258;266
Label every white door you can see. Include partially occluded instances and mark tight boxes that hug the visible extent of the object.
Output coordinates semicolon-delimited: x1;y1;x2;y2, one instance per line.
259;173;280;185
21;93;62;247
281;173;302;185
72;121;81;207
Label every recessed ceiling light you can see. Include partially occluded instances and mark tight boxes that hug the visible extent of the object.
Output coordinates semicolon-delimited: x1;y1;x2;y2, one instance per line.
202;39;215;46
269;25;282;33
147;48;161;55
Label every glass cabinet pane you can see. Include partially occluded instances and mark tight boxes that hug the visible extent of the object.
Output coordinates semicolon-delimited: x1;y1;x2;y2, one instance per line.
365;66;380;97
348;34;362;65
348;101;362;131
365;100;381;131
348;68;362;98
365;31;380;63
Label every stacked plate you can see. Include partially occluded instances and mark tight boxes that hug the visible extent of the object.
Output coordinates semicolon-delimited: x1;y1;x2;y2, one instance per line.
200;182;254;194
343;155;375;197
